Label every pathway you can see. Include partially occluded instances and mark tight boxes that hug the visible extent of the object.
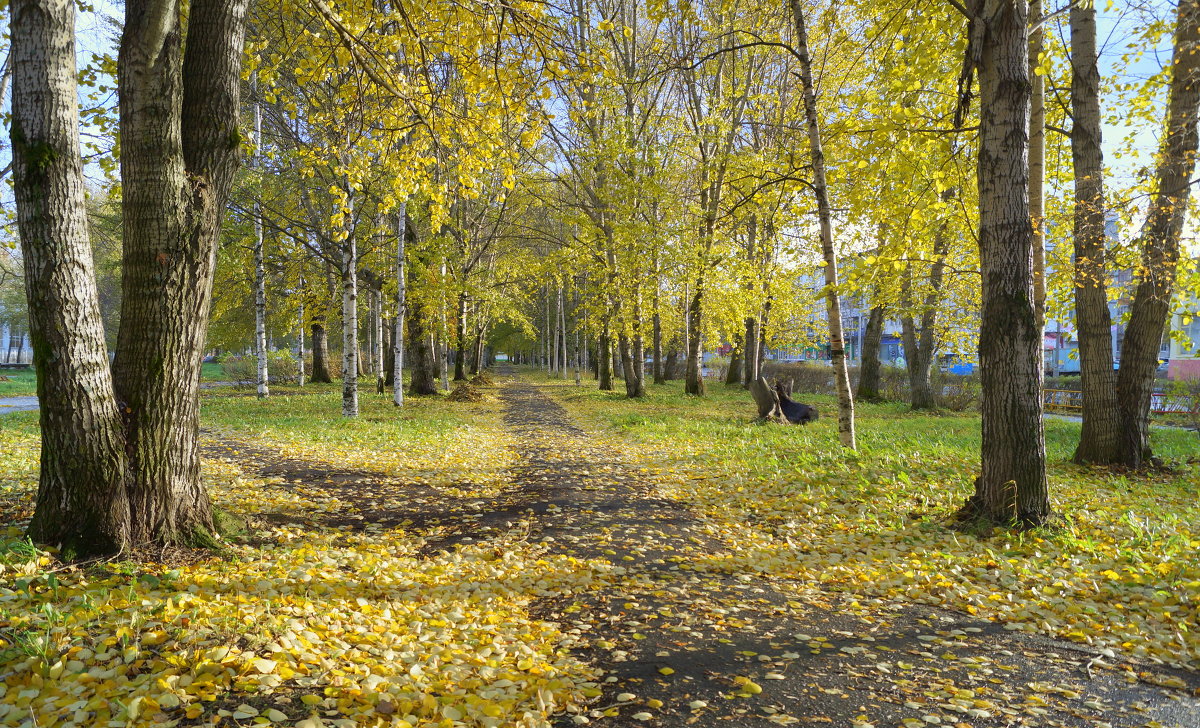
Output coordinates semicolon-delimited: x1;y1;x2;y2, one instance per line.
0;396;38;414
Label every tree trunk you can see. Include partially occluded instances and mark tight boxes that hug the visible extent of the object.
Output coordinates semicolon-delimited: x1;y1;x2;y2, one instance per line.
790;0;854;448
620;331;644;397
1116;0;1200;468
684;275;705;395
743;316;759;388
750;377;783;422
559;286;569;380
1069;4;1122;464
959;0;1050;526
106;0;248;548
310;261;335;383
903;222;950;411
473;327;485;375
725;335;742;386
663;349;678;380
652;287;664;384
598;321;614;391
373;286;384;394
393;205;407;405
1030;0;1047;330
311;323;331;382
857;305;885;401
383;317;395;387
340;205;358;417
407;259;438;395
901;316;936;410
252;94;268;398
454;291;468;381
14;0;131;556
296;278;306;387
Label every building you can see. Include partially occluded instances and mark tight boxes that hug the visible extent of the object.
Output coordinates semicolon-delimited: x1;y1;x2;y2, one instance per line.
0;321;33;365
1168;298;1200;381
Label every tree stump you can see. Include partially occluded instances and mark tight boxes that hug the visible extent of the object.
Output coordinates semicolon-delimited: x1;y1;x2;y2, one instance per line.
750;377;784;422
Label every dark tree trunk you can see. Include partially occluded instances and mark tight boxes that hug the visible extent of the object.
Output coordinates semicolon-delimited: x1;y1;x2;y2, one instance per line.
108;0;248;546
857;305;885;401
663;349;679;380
958;0;1050;526
14;0;131;556
726;336;742;386
407;316;438;396
652;310;664;385
901;316;936;409
619;332;644;398
743;316;759;388
384;318;395;387
1069;4;1121;464
1115;0;1200;468
454;292;468;381
20;0;249;555
407;227;438;396
750;377;783;421
684;274;705;395
902;223;949;411
598;324;614;391
310;323;332;382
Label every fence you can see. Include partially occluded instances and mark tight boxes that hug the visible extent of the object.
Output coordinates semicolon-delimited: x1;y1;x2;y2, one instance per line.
1043;389;1199;419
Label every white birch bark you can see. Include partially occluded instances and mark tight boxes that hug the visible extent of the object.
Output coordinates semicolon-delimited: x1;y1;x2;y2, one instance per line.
297;273;306;387
789;0;856;449
393;204;406;406
341;191;358;417
252;89;268;398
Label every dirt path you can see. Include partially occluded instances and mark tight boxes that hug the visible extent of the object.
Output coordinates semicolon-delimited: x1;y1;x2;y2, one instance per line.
203;374;1199;727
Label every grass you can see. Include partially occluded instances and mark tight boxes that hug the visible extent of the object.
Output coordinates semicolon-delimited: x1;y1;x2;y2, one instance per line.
0;377;608;728
0;368;1197;728
0;368;36;397
199;382;514;493
200;361;226;381
528;369;1200;668
0;362;227;396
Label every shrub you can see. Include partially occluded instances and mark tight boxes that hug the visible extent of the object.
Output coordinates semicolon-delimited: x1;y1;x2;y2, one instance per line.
1044;375;1082;391
761;361;835;395
219;354;255;388
933;370;980;411
219;351;301;388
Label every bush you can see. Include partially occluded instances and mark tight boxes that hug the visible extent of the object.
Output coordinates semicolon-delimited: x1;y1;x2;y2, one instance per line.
1044;375;1082;391
219;354;255;388
1165;379;1200;437
932;370;980;411
760;361;844;396
219;351;301;388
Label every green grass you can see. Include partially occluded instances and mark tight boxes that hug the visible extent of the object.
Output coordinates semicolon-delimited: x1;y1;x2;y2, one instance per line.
200;380;514;491
0;368;37;397
1;362;228;394
200;361;227;381
531;369;1200;667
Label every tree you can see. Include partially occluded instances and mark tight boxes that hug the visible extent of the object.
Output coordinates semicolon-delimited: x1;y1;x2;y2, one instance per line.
955;0;1050;526
1114;0;1200;468
789;0;855;449
1068;2;1121;464
856;303;886;401
14;0;249;556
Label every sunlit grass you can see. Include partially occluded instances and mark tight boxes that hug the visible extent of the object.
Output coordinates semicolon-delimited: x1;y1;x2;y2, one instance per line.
540;370;1200;668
